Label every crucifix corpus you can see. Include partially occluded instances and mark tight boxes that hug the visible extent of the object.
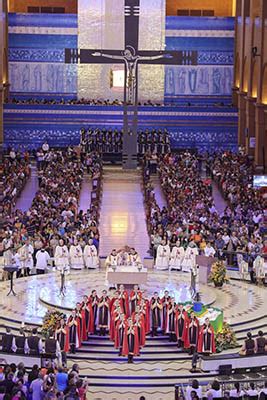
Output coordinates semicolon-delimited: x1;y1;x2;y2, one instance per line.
65;0;198;169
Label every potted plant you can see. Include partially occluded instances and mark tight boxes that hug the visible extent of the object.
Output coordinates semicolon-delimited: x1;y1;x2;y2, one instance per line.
215;321;237;353
208;260;229;287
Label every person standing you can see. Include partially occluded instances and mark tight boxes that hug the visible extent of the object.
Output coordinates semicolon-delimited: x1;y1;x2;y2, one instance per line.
122;317;140;363
1;327;14;353
54;239;69;272
185;312;200;355
197;318;216;354
255;330;266;354
27;328;43;356
83;239;99;269
98;290;110;336
161;290;170;334
129;285;142;315
150;292;162;336
169;240;185;271
35;247;50;274
89;290;99;334
166;297;176;342
155;239;170;270
69;238;84;270
29;373;44;400
67;310;81;354
55;318;69;365
175;304;189;349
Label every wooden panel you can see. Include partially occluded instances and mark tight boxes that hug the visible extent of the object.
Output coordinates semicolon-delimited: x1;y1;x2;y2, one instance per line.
9;0;77;13
167;0;233;16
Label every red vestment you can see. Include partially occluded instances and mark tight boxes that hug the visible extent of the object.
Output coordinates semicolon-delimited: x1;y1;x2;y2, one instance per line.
197;323;216;353
175;310;189;341
122;324;140;356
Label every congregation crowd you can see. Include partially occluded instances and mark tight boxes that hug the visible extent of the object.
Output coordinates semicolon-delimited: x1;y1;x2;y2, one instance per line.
142;151;266;281
0;147;102;276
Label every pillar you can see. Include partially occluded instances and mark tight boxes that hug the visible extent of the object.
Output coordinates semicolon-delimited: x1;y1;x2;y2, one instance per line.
245;96;256;155
0;0;8;154
237;91;247;145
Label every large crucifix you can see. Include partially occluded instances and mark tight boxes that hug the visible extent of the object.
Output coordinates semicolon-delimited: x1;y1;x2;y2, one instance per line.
65;0;198;169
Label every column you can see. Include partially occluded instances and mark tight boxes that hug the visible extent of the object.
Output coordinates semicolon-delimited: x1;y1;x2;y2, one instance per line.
0;0;8;154
237;91;247;145
232;0;241;107
245;96;256;155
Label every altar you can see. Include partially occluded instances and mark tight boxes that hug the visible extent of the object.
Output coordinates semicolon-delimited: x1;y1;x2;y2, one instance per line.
107;266;148;286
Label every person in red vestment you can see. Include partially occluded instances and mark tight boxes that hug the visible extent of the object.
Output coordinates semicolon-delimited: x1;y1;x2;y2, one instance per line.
184;312;200;354
118;284;130;317
134;312;146;348
175;304;189;348
139;296;151;334
81;295;94;337
122;317;140;363
161;290;170;334
89;289;99;334
75;302;87;342
67;310;81;353
114;312;127;356
166;297;176;342
55;318;69;366
129;285;142;314
110;299;121;342
97;290;110;336
150;292;162;336
197;317;216;354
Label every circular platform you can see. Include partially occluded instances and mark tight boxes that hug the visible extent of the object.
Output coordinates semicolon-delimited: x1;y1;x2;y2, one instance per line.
38;269;216;311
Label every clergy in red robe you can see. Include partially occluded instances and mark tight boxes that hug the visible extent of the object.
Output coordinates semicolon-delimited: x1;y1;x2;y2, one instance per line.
110;299;121;342
150;292;162;336
129;285;142;314
166;297;176;342
161;290;170;333
134;312;146;348
118;284;130;317
81;295;94;336
75;302;87;342
97;290;110;336
197;317;216;354
89;289;99;334
122;318;140;363
184;312;200;354
114;313;127;356
67;310;81;353
175;304;189;348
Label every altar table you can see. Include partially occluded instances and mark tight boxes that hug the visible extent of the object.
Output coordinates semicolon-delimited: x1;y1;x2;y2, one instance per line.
107;265;148;285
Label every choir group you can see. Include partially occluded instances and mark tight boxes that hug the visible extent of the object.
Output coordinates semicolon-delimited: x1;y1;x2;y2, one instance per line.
58;287;215;363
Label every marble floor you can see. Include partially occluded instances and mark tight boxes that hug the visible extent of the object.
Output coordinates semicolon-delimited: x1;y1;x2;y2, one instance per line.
14;164;38;212
99;167;150;258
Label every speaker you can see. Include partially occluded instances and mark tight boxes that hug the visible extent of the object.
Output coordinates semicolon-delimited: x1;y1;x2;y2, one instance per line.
219;364;232;375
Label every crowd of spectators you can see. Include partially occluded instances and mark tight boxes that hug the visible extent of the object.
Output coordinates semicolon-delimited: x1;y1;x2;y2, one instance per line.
0;362;89;400
1;151;31;217
143;151;266;271
1;147;102;274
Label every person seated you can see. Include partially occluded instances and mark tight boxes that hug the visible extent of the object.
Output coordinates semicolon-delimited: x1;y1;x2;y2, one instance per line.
229;382;245;398
255;330;266;354
239;332;255;356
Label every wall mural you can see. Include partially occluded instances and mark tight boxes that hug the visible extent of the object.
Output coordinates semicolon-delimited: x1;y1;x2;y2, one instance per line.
165;66;233;96
9;62;77;94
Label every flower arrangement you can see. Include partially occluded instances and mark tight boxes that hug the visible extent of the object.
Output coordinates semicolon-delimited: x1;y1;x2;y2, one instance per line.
41;309;66;338
215;321;237;353
208;260;229;287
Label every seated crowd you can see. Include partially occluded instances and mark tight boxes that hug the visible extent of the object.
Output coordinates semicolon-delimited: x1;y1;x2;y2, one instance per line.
142;151;266;279
1;151;31;217
0;148;102;277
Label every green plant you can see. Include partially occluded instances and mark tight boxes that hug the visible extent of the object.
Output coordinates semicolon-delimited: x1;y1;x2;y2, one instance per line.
215;321;237;353
208;260;229;287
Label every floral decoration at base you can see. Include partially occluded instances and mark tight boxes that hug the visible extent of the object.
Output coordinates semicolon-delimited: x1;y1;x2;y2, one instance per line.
215;321;238;353
41;309;66;338
208;260;229;287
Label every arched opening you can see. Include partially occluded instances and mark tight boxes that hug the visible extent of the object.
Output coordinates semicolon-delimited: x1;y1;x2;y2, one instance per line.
242;56;249;92
262;64;267;104
251;60;259;98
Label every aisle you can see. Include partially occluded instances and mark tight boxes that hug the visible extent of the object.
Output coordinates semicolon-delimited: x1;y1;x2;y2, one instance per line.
99;167;150;259
211;182;227;214
15;164;38;212
78;174;91;211
151;175;166;209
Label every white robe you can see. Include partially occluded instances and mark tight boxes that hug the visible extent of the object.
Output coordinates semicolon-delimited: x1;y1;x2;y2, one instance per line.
18;244;34;271
129;253;142;266
182;246;199;272
155;244;170;270
54;245;69;270
237;253;248;277
254;256;265;279
84;244;99;269
105;254;118;268
169;246;185;270
69;244;84;269
36;250;51;271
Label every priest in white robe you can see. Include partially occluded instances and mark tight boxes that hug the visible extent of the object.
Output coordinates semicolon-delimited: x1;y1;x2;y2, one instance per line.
69;238;84;269
36;248;51;274
237;252;248;280
18;239;34;276
128;248;142;266
84;239;99;269
253;255;265;284
169;240;184;271
105;249;119;269
155;240;170;270
182;242;199;272
54;239;69;271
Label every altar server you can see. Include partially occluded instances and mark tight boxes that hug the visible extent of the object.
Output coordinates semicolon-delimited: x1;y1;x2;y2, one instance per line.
35;247;51;274
182;242;199;272
175;304;189;348
122;317;140;362
197;317;216;354
84;239;99;269
70;238;84;269
18;239;34;276
155;239;170;270
150;292;162;336
98;290;110;336
54;239;69;271
169;240;185;271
